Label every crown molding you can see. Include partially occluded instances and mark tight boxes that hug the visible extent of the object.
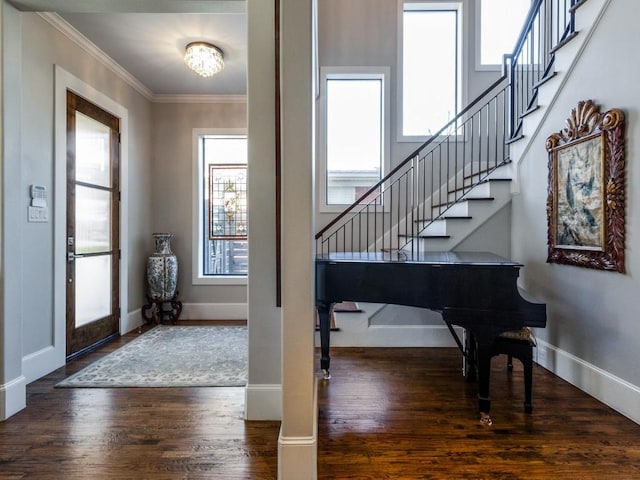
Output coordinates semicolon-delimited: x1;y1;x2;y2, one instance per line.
153;94;247;104
38;12;153;100
38;12;155;100
37;12;246;105
15;1;246;14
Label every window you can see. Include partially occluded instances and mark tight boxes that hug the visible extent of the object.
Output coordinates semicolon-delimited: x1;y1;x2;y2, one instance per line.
193;131;248;283
477;0;531;68
320;68;389;208
400;2;461;139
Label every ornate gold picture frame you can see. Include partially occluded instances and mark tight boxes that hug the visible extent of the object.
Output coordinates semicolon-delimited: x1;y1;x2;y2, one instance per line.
546;100;625;272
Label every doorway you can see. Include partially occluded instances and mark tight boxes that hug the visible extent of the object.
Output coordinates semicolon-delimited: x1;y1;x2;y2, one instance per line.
66;90;121;359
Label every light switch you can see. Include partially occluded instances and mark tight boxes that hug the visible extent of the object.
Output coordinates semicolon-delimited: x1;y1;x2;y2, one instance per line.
28;206;48;223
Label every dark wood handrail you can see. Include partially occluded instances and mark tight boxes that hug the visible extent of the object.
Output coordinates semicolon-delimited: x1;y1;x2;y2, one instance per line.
315;74;507;240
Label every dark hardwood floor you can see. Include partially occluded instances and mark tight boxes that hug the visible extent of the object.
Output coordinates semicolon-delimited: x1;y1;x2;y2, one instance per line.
1;322;639;479
317;348;640;480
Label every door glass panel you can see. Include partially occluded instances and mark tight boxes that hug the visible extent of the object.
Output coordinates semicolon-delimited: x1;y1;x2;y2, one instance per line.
76;111;111;188
75;185;111;254
75;255;112;327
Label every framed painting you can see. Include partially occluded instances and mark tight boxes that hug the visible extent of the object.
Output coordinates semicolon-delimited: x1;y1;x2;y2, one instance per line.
546;100;625;272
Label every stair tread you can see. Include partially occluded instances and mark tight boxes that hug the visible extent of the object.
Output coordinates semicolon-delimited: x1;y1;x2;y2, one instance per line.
549;31;579;54
462;160;512;181
533;71;558;89
520;104;540;119
414;216;472;223
431;197;495;209
570;0;588;12
449;177;512;194
505;134;524;145
398;234;451;239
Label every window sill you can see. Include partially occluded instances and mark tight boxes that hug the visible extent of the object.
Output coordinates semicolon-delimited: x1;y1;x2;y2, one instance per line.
192;275;248;286
475;63;503;72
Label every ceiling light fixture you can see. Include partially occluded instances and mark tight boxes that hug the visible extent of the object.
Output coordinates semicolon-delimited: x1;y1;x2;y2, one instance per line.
184;42;224;77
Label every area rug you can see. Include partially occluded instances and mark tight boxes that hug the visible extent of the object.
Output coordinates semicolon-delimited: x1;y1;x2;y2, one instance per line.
56;326;247;388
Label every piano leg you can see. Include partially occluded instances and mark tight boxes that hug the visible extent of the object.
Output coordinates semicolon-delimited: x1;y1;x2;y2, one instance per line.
464;331;478;381
476;343;493;425
317;303;333;379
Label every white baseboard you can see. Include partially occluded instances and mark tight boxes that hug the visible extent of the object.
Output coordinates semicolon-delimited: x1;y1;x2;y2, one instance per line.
0;375;27;420
122;308;144;334
245;383;282;420
123;303;247;329
22;345;65;384
278;380;318;480
181;302;247;320
536;339;640;425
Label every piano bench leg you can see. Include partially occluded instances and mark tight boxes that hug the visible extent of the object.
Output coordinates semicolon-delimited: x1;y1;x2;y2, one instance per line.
492;338;535;414
523;355;533;413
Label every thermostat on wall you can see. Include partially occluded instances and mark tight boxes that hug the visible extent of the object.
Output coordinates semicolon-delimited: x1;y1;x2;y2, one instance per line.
28;184;49;223
30;184;47;208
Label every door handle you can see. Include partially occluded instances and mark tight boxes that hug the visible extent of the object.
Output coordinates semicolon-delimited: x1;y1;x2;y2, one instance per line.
68;252;88;262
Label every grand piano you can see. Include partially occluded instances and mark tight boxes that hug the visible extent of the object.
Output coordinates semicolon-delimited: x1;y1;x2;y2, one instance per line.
315;251;546;419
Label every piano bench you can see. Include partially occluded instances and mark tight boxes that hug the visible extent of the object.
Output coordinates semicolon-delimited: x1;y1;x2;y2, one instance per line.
492;327;536;414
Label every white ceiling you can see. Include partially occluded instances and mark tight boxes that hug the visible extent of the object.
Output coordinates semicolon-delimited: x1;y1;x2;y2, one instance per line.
57;12;248;96
9;1;249;97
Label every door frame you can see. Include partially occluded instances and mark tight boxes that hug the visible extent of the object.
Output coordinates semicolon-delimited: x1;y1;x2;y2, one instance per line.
45;66;129;376
65;89;121;358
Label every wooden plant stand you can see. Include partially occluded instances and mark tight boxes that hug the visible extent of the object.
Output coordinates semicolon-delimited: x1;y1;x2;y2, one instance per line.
141;292;183;325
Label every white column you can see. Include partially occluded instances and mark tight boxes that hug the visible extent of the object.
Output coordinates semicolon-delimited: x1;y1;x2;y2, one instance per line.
0;0;27;420
278;0;317;478
245;0;284;421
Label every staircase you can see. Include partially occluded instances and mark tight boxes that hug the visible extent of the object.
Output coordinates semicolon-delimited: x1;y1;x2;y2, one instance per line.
315;0;610;345
317;0;604;257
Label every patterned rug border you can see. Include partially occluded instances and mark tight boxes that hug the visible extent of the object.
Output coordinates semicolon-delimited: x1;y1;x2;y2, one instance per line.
56;325;247;388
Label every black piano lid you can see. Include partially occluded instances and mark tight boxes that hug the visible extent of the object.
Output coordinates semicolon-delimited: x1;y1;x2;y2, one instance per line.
316;251;523;267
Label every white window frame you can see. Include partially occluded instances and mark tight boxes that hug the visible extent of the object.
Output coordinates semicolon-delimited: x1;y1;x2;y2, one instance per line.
318;66;391;212
475;0;532;71
192;128;248;285
397;0;465;143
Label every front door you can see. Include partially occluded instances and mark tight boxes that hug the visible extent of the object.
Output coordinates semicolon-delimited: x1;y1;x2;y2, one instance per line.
66;90;120;358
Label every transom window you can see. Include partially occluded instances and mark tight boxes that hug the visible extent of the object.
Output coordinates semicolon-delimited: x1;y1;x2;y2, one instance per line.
477;0;531;67
401;2;461;139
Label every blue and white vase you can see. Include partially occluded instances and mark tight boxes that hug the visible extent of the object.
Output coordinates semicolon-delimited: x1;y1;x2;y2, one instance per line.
147;233;178;301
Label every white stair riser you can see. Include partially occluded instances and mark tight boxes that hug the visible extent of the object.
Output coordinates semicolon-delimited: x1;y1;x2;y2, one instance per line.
417;181;513;250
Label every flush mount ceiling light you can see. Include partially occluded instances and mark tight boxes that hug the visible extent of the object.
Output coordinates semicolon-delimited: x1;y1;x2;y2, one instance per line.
184;42;224;77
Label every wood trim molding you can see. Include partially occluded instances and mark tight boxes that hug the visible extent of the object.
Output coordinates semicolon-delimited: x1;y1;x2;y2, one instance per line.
275;0;282;307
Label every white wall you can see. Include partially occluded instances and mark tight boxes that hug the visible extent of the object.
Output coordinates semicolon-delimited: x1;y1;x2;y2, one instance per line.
1;1;27;419
1;5;154;416
315;0;501;230
150;101;248;308
512;0;640;423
